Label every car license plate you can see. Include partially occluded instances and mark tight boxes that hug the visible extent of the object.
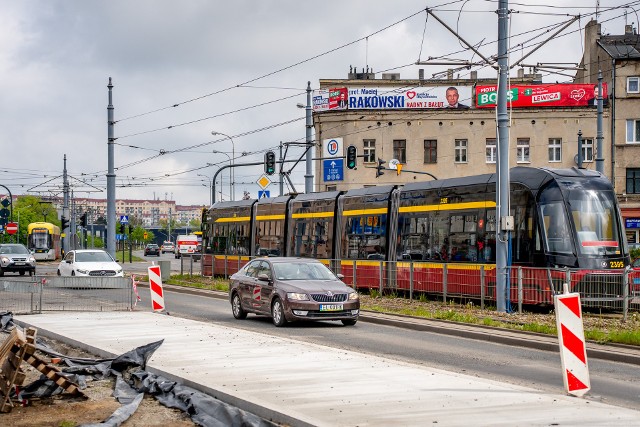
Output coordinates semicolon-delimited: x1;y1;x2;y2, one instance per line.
320;304;343;311
14;262;25;266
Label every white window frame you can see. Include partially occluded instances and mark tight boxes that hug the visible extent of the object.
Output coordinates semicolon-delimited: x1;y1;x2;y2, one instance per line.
485;138;497;163
548;138;562;162
454;139;468;163
363;139;376;163
516;138;530;163
581;138;594;162
628;76;640;94
627;119;640;143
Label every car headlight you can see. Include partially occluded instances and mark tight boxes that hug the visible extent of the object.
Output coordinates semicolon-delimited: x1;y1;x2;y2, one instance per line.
29;256;36;262
116;268;123;274
348;292;359;301
287;292;309;301
1;256;8;264
76;269;89;274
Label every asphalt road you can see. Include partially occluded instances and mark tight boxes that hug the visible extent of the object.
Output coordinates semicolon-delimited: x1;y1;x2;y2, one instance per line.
130;284;640;411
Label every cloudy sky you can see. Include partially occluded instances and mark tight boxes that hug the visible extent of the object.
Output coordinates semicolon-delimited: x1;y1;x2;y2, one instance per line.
1;1;636;206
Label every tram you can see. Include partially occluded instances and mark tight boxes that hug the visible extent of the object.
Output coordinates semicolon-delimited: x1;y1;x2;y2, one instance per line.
201;167;630;306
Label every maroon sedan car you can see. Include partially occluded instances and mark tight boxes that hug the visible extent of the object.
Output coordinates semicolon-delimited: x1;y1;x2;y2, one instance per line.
229;257;360;327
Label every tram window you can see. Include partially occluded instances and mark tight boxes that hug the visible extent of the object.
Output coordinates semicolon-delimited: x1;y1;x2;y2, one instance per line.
541;202;572;254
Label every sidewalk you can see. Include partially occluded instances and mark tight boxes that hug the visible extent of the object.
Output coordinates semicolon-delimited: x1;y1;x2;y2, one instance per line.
15;311;640;427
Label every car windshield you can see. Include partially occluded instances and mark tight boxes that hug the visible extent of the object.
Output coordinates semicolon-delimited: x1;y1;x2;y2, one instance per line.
76;251;114;262
272;262;337;281
0;244;29;255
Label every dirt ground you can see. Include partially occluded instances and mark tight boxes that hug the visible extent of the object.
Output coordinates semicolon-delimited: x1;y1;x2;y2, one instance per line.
1;337;197;427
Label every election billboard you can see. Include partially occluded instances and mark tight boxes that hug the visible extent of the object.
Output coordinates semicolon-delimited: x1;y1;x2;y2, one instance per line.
348;86;473;110
476;83;609;108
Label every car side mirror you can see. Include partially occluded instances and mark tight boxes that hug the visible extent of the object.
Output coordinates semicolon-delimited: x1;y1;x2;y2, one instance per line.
257;273;271;282
336;273;345;280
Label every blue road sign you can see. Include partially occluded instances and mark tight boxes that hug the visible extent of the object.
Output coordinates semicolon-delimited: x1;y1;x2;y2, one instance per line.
119;215;129;224
323;158;344;182
116;234;128;241
258;190;271;199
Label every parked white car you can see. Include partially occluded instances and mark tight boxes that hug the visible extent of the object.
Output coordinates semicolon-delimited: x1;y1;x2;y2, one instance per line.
57;249;124;277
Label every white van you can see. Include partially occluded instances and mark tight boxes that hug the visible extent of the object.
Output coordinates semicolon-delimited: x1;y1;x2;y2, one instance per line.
175;234;198;260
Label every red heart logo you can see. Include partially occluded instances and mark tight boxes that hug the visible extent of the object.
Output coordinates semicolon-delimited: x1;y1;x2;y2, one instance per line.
406;91;416;99
570;89;585;101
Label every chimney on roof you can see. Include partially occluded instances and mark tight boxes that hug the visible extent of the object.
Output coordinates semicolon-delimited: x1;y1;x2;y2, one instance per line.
470;71;477;81
625;24;634;35
517;68;524;78
418;69;424;80
447;69;453;80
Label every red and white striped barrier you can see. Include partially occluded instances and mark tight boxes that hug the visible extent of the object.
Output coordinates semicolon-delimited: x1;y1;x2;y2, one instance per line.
555;285;590;397
148;265;166;312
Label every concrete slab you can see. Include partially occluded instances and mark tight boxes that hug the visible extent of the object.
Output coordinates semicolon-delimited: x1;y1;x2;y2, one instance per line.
16;312;640;427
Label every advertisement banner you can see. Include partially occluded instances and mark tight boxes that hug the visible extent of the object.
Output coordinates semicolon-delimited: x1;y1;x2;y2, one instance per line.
313;89;330;112
328;87;348;110
476;83;609;108
348;86;473;110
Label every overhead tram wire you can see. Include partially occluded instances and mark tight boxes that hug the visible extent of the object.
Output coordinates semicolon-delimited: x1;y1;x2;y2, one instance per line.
115;92;304;140
114;3;464;124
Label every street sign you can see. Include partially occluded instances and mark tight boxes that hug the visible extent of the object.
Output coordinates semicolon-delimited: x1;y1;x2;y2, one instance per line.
5;222;18;235
389;159;400;170
257;175;272;190
119;215;129;224
258;190;270;199
323;137;343;158
323;158;344;182
144;232;148;239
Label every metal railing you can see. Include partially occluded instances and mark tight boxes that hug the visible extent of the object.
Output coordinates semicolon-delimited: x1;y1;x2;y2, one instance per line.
0;276;135;314
203;255;639;317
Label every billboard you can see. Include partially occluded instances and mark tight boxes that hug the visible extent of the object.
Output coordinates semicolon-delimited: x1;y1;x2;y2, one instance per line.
476;83;609;108
313;87;348;111
348;86;473;110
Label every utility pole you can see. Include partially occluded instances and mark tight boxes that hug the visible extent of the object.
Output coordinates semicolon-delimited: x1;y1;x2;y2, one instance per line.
106;77;116;258
304;81;314;194
578;130;583;169
596;70;604;173
168;208;172;242
279;141;284;196
495;0;511;313
62;155;70;255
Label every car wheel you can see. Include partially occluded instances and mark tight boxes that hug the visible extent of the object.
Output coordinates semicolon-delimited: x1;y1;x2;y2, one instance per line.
271;298;287;327
57;269;61;276
231;293;247;320
0;269;3;277
341;319;357;326
71;271;75;276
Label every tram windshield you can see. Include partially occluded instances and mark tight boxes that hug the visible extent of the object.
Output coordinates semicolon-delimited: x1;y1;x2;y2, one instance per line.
541;188;622;256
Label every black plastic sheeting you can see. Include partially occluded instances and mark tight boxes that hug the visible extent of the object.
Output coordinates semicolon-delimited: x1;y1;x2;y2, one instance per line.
1;311;278;427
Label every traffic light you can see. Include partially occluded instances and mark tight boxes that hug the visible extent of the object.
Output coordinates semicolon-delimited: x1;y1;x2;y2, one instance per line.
120;223;125;233
375;158;386;178
61;216;69;231
264;151;276;175
80;213;87;227
346;145;357;169
128;225;132;234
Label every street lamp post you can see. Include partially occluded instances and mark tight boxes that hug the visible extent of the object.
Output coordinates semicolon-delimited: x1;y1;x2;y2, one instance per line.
211;131;235;201
212;150;232;202
197;174;213;206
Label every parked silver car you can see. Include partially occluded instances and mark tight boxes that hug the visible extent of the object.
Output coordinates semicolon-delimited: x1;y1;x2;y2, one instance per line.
0;244;37;276
229;257;359;327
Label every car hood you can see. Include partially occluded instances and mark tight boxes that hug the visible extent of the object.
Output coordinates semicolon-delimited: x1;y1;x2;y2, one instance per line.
62;261;121;270
280;280;354;294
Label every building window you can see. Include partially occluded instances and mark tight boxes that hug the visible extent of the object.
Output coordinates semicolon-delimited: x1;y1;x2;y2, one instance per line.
581;138;594;162
454;139;467;163
393;139;406;163
627;119;640;143
627;169;640;194
326;185;337;192
516;138;530;163
548;138;562;162
424;139;437;164
485;138;496;163
628;77;640;94
363;139;376;163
